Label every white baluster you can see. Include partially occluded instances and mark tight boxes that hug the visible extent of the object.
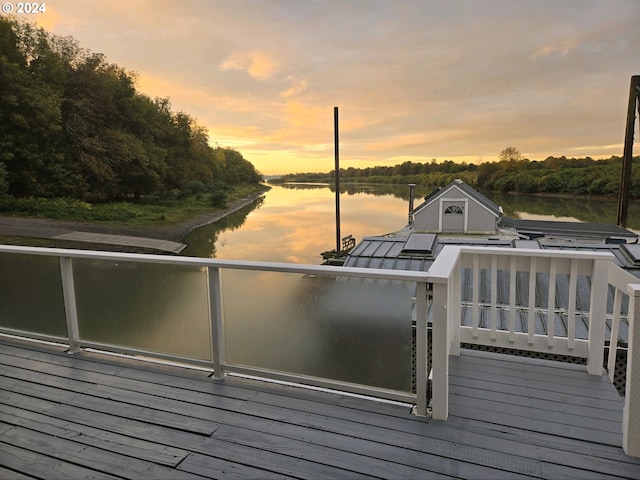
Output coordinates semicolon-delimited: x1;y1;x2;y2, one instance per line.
567;259;578;351
490;255;497;340
528;257;537;345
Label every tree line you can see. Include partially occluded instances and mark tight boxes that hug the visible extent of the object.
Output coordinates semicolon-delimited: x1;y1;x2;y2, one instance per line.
275;149;640;198
0;16;262;205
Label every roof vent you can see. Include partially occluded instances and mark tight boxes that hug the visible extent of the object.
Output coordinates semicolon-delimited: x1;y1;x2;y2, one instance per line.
401;233;437;255
512;239;541;249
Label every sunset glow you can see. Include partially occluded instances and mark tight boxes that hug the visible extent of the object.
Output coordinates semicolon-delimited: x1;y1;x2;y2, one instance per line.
24;0;640;175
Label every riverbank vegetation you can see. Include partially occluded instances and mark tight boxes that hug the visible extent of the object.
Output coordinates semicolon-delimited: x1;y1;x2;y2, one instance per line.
0;16;262;221
0;183;268;224
273;149;640;198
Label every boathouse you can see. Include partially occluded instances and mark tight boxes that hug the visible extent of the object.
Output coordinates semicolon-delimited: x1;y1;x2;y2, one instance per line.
411;179;502;234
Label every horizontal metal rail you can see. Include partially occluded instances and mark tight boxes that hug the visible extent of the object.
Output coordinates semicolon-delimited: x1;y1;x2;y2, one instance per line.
0;244;429;281
0;244;429;412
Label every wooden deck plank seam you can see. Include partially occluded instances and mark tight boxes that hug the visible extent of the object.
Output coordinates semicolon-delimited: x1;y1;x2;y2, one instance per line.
2;338;639;479
0;370;576;478
0;378;464;480
0;348;624;450
0;386;552;480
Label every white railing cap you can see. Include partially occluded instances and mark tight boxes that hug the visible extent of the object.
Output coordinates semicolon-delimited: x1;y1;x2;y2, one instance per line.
427;244;616;284
0;244;429;283
428;245;462;282
456;245;615;261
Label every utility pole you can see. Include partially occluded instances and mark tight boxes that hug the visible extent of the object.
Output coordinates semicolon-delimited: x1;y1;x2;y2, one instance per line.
408;183;417;226
334;106;341;251
617;75;640;227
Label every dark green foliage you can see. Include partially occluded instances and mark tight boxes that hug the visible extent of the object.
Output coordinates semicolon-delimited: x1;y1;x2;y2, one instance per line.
0;162;9;197
276;154;637;198
208;180;230;207
0;16;262;209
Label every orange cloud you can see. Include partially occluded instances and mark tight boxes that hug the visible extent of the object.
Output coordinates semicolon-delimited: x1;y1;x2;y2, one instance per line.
280;77;309;97
218;50;279;80
32;4;62;30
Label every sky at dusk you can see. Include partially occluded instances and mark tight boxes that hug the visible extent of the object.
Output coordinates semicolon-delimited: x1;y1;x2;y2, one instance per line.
22;0;640;175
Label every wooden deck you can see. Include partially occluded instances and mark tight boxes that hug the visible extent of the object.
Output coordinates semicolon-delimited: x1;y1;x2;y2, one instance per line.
0;336;639;479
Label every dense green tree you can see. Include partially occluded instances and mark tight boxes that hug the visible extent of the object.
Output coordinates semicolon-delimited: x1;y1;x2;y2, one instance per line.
276;153;638;199
0;16;262;206
498;146;523;163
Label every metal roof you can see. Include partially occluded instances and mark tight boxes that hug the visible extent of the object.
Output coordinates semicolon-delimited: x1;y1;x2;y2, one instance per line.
499;217;638;240
345;234;637;346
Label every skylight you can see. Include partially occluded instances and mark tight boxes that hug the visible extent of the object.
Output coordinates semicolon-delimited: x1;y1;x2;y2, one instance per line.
401;234;437;255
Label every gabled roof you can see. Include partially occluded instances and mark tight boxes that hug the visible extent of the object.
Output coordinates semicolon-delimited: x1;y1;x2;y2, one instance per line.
412;179;502;218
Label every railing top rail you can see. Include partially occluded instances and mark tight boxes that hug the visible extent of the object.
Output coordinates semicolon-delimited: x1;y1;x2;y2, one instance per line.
428;244;616;283
608;262;639;291
0;244;429;283
455;245;616;261
428;245;462;282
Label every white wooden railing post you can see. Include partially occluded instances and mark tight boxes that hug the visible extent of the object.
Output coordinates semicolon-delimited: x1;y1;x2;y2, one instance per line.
208;267;226;380
623;284;640;457
431;280;449;420
607;289;623;383
59;257;81;354
427;245;462;420
415;281;429;417
587;259;609;375
450;264;461;357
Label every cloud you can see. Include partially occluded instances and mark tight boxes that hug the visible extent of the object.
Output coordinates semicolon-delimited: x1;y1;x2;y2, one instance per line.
530;43;574;60
218;50;279;80
34;0;640;175
280;77;309;97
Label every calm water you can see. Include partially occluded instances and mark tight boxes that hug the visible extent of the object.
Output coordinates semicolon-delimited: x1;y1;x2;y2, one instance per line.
183;183;640;262
5;182;638;393
183;183;413;263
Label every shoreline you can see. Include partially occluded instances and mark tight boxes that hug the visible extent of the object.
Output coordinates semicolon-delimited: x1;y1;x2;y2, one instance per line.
0;189;268;249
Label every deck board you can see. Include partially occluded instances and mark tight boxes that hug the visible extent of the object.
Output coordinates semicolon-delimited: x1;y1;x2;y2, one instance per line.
1;336;639;479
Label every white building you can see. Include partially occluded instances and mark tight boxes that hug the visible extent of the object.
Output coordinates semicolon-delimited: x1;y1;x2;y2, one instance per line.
411;179;502;234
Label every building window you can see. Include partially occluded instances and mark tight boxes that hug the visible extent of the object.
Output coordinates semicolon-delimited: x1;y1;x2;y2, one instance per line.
444;205;463;215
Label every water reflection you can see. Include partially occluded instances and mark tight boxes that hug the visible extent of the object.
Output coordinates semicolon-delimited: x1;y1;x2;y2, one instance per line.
183;197;264;258
6;182;639;395
0;253;66;337
278;181;432;199
184;184;409;263
73;259;211;361
489;192;636;228
184;184;640;262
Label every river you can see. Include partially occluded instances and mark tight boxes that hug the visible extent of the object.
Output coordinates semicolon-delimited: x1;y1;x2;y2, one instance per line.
182;183;640;262
4;182;638;393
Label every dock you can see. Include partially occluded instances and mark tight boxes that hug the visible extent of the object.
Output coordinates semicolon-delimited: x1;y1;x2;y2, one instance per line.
52;231;186;254
1;335;638;479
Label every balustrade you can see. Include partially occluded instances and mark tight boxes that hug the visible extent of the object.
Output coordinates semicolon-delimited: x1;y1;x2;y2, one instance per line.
1;243;638;456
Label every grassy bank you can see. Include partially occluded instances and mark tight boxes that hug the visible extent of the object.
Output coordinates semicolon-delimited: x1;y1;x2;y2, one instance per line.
0;184;269;226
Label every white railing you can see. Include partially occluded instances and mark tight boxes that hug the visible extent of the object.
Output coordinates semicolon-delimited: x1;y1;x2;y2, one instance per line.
0;244;431;415
611;265;640;458
2;243;638;456
428;245;640;457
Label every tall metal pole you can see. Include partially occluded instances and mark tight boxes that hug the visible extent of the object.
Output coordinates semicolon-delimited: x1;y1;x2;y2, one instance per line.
334;106;341;251
617;75;640;227
408;183;417;226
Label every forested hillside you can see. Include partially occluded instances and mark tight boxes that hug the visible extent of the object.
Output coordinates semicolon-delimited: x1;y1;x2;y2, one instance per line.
0;16;261;206
275;151;640;198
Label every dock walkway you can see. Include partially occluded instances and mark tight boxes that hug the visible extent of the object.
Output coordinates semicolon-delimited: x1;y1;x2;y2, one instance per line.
0;217;185;253
0;336;638;479
51;231;185;253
